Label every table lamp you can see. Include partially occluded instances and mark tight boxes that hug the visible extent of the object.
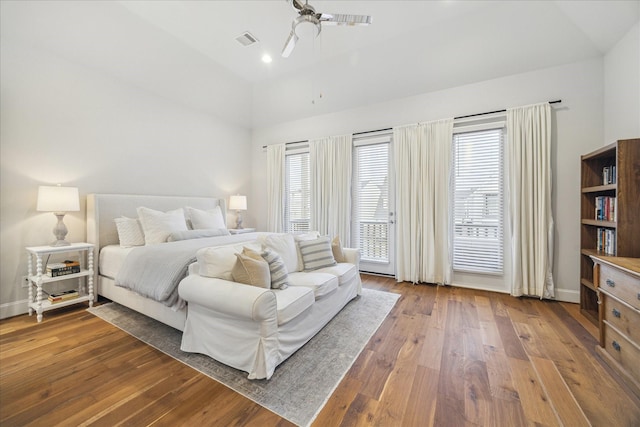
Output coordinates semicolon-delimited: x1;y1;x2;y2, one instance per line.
37;185;80;246
229;194;247;229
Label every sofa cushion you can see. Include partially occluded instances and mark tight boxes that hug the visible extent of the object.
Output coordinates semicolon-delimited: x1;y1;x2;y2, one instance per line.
262;233;299;273
316;263;358;286
288;271;339;298
274;286;315;325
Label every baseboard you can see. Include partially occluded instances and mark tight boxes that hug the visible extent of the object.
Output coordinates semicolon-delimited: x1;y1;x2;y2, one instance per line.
449;281;510;294
0;299;29;320
554;288;580;303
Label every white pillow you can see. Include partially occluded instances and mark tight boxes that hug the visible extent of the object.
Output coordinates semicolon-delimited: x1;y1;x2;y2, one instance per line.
114;217;145;247
167;228;231;242
137;207;188;245
262;233;299;273
197;244;259;280
185;206;226;230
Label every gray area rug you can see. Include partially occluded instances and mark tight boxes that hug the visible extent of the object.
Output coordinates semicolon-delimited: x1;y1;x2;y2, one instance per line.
87;288;399;426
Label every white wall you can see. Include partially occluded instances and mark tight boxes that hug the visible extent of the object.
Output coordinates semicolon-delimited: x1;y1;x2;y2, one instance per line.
0;39;252;318
604;21;640;143
251;58;605;302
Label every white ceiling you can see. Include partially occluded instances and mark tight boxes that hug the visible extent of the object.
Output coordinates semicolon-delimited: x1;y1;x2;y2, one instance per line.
1;1;638;128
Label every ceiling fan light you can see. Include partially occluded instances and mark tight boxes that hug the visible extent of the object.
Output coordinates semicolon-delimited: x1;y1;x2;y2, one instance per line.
294;14;321;38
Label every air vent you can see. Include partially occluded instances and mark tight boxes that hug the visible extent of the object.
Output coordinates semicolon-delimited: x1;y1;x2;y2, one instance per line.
235;32;259;47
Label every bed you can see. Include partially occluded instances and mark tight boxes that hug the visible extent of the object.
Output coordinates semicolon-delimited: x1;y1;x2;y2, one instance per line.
86;193;248;331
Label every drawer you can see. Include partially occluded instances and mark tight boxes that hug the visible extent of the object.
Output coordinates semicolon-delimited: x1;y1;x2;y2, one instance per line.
601;294;640;345
602;324;640;384
599;264;640;310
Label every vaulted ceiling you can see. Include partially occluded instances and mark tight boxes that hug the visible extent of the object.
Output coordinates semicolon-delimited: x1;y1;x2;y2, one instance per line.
2;1;638;128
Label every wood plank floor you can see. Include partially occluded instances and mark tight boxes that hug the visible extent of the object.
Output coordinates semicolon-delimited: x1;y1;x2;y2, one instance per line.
2;274;639;426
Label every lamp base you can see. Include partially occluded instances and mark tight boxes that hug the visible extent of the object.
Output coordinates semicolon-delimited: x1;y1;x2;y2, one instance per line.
50;213;70;247
235;211;244;229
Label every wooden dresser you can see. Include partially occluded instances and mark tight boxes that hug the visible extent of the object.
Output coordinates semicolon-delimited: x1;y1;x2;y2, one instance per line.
591;255;640;397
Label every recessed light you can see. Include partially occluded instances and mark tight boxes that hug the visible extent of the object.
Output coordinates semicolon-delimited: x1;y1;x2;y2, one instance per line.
262;54;273;64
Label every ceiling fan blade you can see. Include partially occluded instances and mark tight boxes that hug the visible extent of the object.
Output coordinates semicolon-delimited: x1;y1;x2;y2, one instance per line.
319;13;372;26
290;0;305;12
281;29;299;58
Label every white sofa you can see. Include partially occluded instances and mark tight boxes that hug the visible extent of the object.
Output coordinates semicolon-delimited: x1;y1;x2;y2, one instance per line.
178;235;362;380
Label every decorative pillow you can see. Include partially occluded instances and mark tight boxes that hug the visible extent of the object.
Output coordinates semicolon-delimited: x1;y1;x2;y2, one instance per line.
166;228;230;242
185;206;226;230
114;216;145;247
331;235;346;263
231;253;270;288
261;247;289;290
241;246;264;261
293;231;320;272
298;236;337;271
262;233;299;273
137;207;188;245
197;245;243;280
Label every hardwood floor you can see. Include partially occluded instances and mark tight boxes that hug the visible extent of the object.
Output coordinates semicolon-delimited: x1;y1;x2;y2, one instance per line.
1;274;639;426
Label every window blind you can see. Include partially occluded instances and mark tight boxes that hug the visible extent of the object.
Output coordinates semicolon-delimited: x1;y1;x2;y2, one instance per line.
452;128;504;273
285;151;311;232
352;140;390;263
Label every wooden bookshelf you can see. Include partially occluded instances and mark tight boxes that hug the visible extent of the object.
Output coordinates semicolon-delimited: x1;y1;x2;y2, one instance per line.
580;138;640;325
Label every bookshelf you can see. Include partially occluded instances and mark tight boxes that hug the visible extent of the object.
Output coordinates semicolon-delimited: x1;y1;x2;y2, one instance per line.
580;138;640;325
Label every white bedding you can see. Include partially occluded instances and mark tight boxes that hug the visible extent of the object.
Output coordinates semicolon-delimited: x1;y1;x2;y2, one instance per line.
99;245;135;279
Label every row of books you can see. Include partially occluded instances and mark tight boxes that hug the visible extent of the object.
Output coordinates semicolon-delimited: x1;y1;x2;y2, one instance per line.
46;260;80;277
44;289;79;303
595;196;616;222
596;227;616;255
602;165;616;185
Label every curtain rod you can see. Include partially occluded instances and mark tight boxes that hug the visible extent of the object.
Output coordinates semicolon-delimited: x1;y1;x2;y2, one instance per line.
262;99;562;148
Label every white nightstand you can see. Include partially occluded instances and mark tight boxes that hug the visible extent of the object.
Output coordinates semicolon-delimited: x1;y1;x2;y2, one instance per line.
26;242;94;323
228;228;256;235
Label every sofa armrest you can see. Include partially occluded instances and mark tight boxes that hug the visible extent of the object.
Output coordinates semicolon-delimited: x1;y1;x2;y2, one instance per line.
179;275;276;322
342;247;360;268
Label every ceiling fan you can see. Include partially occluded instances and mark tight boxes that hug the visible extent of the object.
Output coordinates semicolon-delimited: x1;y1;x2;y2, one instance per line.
281;0;372;58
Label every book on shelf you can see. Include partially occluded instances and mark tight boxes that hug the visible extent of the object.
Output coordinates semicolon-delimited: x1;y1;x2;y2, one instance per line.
46;260;80;277
47;289;79;303
596;227;616;255
594;196;616;222
602;165;616;185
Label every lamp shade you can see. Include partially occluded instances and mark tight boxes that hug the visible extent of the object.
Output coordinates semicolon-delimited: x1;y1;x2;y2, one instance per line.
37;186;80;213
229;195;247;211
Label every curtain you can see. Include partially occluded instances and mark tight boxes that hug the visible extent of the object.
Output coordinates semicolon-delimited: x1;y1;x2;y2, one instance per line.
310;134;352;245
507;103;555;298
266;144;285;233
393;119;453;284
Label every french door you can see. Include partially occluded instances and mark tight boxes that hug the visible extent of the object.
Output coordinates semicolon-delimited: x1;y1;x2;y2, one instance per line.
352;133;395;275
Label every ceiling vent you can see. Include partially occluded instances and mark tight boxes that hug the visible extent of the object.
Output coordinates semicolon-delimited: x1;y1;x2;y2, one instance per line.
235;32;259;47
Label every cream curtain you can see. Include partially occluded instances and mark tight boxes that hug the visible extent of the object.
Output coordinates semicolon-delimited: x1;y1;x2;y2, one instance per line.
507;103;555;298
266;144;286;233
310;134;352;245
393;119;453;284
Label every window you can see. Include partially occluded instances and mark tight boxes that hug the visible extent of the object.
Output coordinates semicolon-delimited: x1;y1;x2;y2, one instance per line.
285;150;310;232
452;128;504;273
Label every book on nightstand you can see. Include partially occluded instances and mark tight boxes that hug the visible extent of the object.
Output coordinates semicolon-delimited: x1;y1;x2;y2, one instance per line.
47;289;79;303
46;260;80;277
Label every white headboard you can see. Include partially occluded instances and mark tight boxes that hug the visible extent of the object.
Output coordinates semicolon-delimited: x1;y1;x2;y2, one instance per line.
86;194;227;252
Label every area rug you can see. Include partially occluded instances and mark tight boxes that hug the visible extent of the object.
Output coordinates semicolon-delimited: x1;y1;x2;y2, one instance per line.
87;288;399;426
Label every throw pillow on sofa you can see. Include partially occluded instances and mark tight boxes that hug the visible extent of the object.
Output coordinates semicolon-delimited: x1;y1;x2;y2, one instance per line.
231;252;271;288
331;235;346;262
298;236;337;271
261;247;289;290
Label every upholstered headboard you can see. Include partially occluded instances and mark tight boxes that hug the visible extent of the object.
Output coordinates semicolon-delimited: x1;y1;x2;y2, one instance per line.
86;194;227;252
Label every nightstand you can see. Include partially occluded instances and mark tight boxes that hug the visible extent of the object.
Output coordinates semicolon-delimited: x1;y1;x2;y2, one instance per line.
26;242;94;322
229;228;256;235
